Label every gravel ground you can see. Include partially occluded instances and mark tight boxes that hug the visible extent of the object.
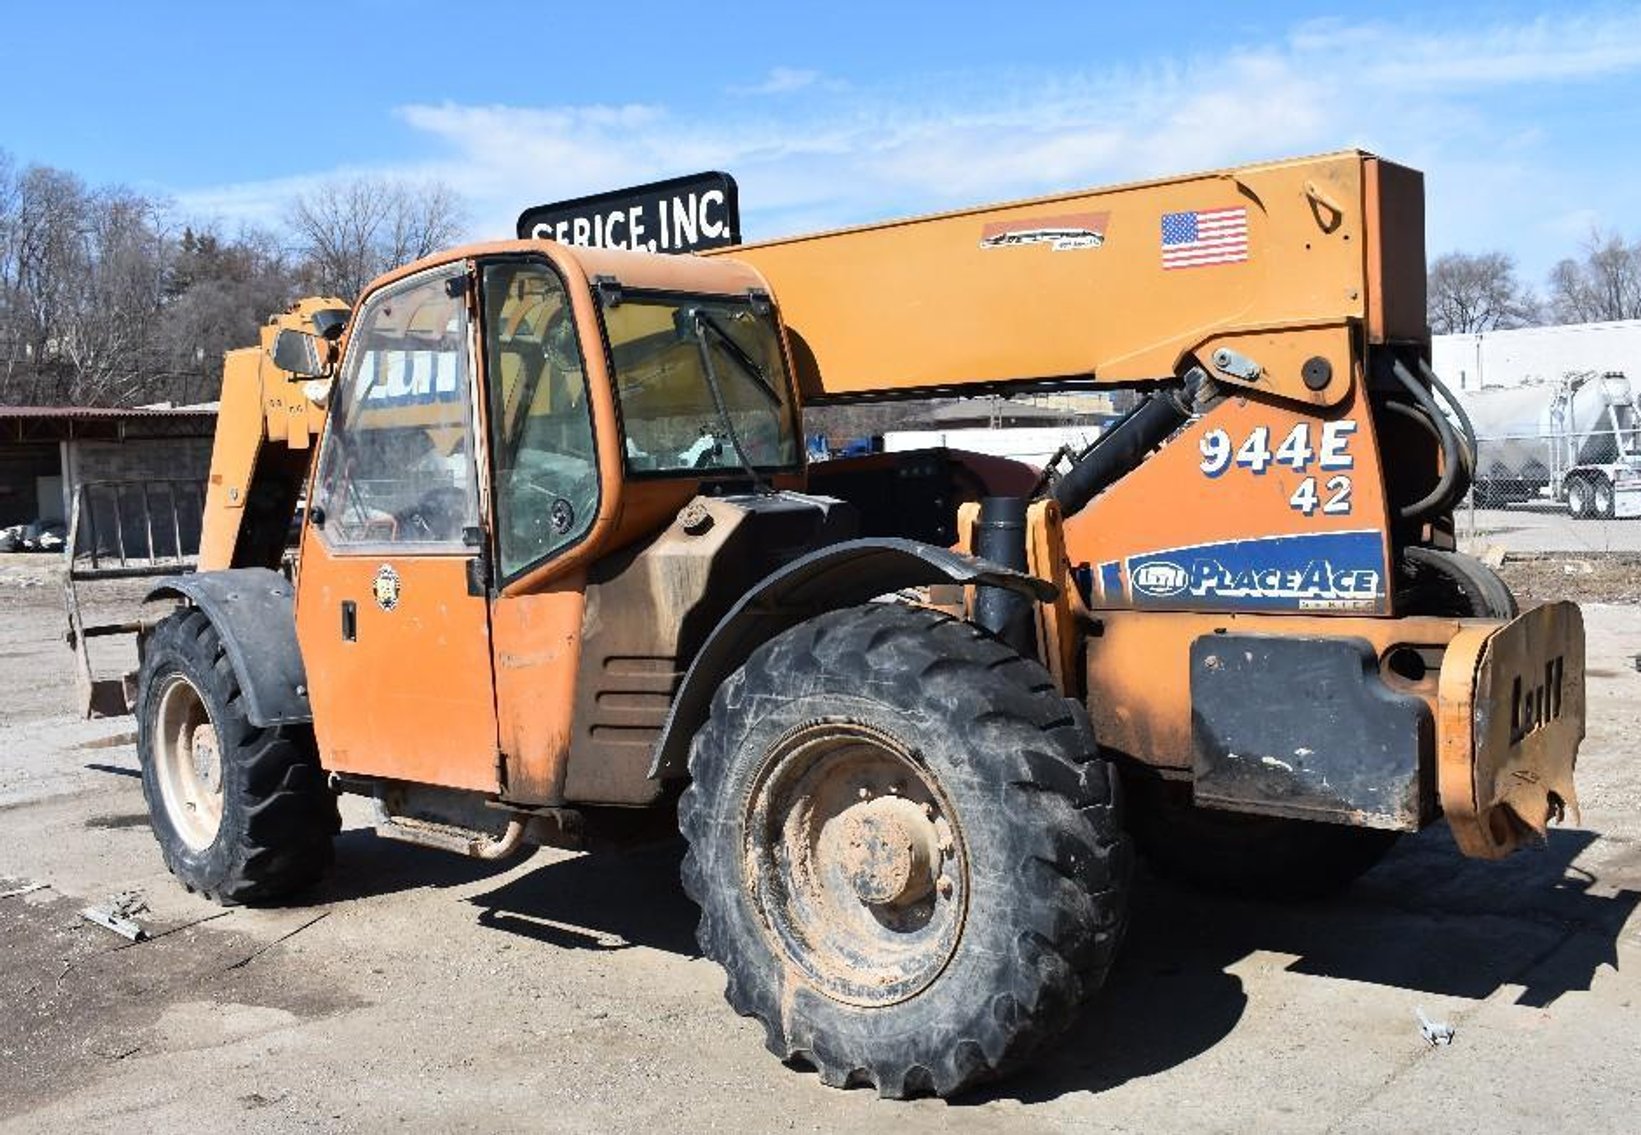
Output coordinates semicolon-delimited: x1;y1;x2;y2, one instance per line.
0;548;1637;1133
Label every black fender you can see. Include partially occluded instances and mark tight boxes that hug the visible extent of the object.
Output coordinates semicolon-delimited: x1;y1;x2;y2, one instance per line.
145;567;311;728
647;537;1056;780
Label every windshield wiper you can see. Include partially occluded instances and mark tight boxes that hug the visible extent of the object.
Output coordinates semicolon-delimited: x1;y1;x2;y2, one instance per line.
693;311;782;406
689;309;771;493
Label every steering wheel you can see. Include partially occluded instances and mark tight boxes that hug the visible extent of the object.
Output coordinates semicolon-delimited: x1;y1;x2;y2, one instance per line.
542;307;580;374
395;486;468;542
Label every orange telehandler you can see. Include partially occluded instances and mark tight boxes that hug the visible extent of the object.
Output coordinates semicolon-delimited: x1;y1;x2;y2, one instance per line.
127;150;1583;1097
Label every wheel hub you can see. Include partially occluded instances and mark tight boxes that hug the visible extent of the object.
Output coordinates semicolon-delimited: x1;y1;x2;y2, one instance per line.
836;795;940;907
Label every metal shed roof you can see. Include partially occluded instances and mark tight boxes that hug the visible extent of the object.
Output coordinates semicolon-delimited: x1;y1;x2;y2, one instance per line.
0;405;218;420
0;405;219;443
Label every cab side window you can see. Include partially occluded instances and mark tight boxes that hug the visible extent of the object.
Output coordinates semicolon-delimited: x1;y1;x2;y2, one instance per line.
483;261;599;577
311;267;478;548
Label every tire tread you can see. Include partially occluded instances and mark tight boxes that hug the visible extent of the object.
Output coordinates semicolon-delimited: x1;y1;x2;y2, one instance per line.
679;603;1129;1098
137;607;334;905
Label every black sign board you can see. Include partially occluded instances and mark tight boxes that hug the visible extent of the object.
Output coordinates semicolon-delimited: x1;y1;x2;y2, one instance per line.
516;171;740;254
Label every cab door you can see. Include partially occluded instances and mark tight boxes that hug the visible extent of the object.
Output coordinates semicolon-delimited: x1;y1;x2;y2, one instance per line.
294;263;501;792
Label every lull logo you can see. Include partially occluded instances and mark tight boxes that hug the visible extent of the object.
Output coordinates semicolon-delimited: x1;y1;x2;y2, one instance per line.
1131;561;1189;597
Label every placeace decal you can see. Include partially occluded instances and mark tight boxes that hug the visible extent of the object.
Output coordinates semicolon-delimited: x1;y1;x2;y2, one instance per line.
1123;530;1384;612
372;564;401;612
980;211;1109;251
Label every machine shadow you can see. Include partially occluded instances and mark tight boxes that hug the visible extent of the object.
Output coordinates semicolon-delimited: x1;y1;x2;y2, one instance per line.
318;816;1636;1105
464;838;701;957
989;822;1638;1104
309;826;532;905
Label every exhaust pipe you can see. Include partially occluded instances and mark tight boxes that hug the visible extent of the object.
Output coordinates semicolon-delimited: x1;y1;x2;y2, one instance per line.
972;495;1037;658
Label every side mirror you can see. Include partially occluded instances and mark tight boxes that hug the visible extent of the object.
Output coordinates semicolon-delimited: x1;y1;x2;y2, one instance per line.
271;328;328;378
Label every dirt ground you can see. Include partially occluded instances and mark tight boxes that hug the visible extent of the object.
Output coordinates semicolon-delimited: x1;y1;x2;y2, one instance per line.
1;550;1638;1133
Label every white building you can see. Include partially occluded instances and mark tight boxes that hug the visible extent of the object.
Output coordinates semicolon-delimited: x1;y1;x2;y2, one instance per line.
1433;319;1641;390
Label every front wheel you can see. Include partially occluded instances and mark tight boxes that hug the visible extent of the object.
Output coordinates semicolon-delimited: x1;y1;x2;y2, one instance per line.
137;609;338;904
679;604;1128;1098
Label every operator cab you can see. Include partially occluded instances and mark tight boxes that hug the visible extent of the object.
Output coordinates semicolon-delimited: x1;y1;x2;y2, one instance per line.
279;241;809;793
278;241;805;579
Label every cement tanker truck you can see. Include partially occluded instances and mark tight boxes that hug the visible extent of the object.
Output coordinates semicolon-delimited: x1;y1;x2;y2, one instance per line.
1458;370;1641;519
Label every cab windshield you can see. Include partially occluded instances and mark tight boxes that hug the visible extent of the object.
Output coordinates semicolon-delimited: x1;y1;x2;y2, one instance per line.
601;292;800;475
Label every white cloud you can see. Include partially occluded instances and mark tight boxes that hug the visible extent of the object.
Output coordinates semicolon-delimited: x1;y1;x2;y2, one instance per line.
731;67;823;96
172;6;1641;283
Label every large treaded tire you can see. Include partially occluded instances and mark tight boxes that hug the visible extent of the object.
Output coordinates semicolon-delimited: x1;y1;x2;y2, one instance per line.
137;608;337;905
1397;546;1518;619
1567;478;1593;520
1593;476;1616;520
679;604;1129;1098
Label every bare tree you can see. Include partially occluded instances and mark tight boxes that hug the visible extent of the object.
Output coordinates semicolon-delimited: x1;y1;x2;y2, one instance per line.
1546;229;1641;324
1427;251;1536;333
55;188;173;405
0;151;314;407
287;177;466;300
158;224;300;403
0;150;24;391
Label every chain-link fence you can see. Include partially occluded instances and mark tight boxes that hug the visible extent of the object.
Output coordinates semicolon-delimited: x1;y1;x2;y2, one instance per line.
1459;430;1641;554
1456;373;1641;548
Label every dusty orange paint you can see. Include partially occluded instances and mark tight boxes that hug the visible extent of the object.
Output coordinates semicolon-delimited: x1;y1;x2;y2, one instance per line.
718;152;1412;407
490;578;587;803
1436;601;1584;858
255;150;1581;862
295;525;501;792
1085;608;1456;773
198;296;346;571
292;242;796;797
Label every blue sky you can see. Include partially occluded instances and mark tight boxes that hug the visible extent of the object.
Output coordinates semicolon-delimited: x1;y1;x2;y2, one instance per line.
3;1;1639;283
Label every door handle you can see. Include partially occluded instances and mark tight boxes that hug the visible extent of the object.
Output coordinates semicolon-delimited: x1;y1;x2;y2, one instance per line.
341;600;357;642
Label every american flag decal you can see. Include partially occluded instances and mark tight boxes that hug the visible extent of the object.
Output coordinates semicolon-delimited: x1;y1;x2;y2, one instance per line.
1160;207;1248;269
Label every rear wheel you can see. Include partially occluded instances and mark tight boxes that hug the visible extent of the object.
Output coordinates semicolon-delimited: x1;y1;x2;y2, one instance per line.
1397;545;1517;618
137;609;337;904
1567;478;1592;519
680;604;1128;1098
1594;477;1615;519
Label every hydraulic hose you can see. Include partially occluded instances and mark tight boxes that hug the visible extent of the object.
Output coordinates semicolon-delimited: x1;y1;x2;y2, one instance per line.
1419;359;1478;480
1389;358;1469;519
1381;399;1442;445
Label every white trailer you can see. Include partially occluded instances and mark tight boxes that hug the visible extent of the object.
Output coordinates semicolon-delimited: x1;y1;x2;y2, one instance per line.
1456;371;1641;518
1434;319;1641;391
